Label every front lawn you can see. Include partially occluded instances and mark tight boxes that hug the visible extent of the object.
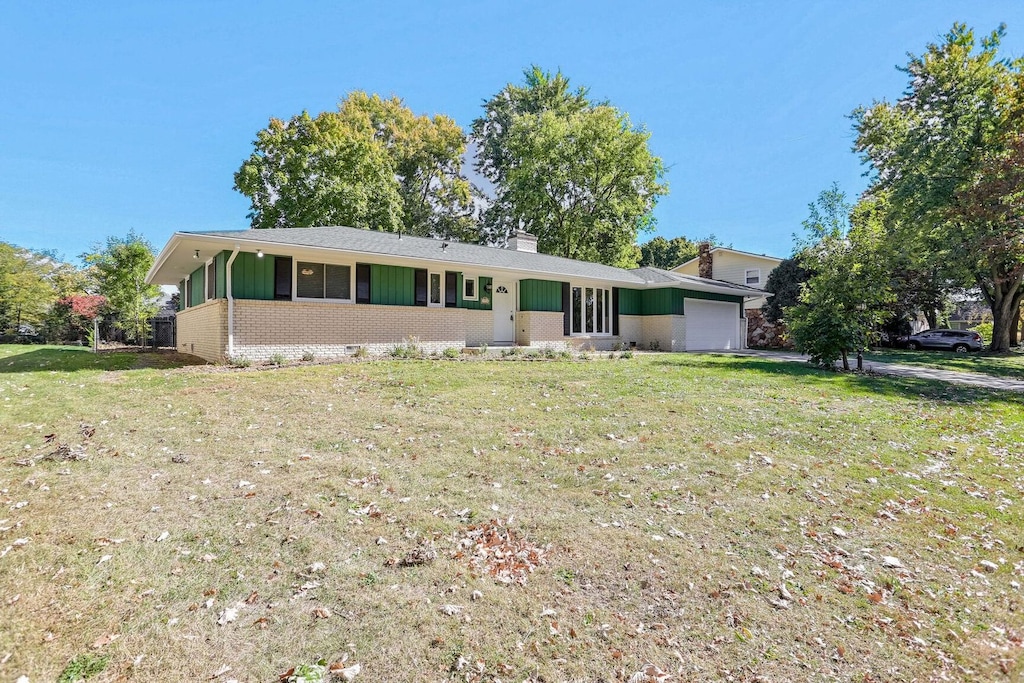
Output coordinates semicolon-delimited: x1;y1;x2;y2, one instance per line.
864;347;1024;380
1;345;1021;681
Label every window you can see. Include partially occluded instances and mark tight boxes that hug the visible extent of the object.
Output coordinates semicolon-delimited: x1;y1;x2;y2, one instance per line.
356;264;371;304
206;259;217;300
569;284;611;336
415;269;428;307
274;257;292;300
429;272;442;307
296;261;352;301
745;268;761;285
445;272;458;307
463;277;477;300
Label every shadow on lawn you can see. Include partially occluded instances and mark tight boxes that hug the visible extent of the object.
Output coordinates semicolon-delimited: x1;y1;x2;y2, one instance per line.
0;346;205;373
654;354;1024;406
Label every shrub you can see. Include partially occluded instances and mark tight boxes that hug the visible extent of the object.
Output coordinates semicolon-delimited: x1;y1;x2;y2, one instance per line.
620;349;633;359
267;353;286;366
228;356;251;368
442;347;460;359
354;346;369;358
969;321;993;345
300;350;315;362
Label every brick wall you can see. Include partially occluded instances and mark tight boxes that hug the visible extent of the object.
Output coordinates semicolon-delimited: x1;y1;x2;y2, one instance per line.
465;309;493;347
642;315;686;351
177;300;227;362
516;311;567;347
618;315;643;348
232;300;467;361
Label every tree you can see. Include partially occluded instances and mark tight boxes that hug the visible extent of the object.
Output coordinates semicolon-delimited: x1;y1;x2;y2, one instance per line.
234;92;475;239
638;235;723;270
83;231;159;345
0;242;62;335
44;294;107;343
761;257;810;324
472;67;667;266
853;23;1024;351
784;186;892;370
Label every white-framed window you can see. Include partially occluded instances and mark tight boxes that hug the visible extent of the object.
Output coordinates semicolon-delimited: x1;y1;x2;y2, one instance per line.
428;272;442;307
570;284;611;335
745;268;761;286
295;260;353;302
463;276;477;301
205;258;217;301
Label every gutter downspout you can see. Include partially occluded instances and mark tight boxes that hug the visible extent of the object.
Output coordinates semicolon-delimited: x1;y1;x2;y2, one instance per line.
226;246;240;360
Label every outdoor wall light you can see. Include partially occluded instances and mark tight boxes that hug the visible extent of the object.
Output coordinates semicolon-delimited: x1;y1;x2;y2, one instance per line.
257;249;264;258
484;282;492;293
193;250;200;259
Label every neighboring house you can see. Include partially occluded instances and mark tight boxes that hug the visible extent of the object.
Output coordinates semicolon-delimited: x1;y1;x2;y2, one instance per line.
146;226;762;363
673;244;784;348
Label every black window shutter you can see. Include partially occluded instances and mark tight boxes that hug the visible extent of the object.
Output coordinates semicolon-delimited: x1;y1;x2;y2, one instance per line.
445;272;458;308
561;282;571;335
612;287;620;336
356;263;371;304
414;269;427;306
274;257;292;300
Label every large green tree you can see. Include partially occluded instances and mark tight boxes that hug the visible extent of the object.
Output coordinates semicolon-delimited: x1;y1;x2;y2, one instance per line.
785;186;892;370
853;23;1024;351
638;235;722;270
234;92;475;239
472;67;667;267
0;242;58;334
83;231;160;345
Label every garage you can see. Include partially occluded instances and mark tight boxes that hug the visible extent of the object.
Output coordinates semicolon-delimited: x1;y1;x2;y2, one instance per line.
684;299;741;350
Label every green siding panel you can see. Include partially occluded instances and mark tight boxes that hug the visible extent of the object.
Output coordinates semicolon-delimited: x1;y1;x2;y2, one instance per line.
617;288;642;316
519;279;564;312
370;264;415;306
461;276;492;310
215;251;228;299
231;251;278;300
189;266;205;307
640;288;680;315
636;288;741;316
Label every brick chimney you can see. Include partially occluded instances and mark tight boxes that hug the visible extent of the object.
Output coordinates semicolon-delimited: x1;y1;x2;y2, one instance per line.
697;242;713;279
508;230;538;253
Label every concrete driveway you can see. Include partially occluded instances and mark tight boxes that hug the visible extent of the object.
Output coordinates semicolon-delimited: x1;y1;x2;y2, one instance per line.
721;349;1024;393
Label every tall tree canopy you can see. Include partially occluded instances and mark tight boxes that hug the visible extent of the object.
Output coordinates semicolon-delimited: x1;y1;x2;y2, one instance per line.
235;92;476;240
83;230;160;345
853;23;1024;351
785;186;893;369
0;243;58;334
472;67;667;267
638;234;723;270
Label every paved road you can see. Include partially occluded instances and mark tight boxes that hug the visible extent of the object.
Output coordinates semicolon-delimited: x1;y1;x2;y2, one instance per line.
721;349;1024;393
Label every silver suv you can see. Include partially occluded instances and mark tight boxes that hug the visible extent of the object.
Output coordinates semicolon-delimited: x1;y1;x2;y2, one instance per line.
905;329;983;353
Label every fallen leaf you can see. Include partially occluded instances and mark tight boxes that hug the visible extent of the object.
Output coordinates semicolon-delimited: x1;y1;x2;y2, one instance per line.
217;606;238;626
92;633;120;648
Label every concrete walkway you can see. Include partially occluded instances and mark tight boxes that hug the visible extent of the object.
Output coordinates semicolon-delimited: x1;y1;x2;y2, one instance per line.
721;349;1024;393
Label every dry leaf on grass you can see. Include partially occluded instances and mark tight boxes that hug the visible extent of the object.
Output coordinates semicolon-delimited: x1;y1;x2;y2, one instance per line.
453;519;550;585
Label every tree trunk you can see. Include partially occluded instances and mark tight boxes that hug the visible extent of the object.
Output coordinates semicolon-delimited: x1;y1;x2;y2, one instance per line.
840;350;850;371
990;285;1023;352
1012;306;1021;347
925;309;938;329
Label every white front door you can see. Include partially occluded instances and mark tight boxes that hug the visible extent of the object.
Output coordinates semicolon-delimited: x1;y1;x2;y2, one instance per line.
492;281;515;342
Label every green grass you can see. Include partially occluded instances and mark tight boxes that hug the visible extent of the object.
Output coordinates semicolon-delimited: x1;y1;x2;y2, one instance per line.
863;347;1024;379
1;345;1022;681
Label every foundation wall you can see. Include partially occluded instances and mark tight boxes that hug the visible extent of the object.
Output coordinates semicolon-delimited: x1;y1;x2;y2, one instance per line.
176;300;227;362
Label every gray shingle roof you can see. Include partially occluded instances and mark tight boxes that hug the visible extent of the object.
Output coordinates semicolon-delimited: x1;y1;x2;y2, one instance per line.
185;226;651;284
165;225;759;295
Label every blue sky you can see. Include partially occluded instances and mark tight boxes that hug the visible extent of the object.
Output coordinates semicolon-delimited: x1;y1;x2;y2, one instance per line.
2;2;1021;265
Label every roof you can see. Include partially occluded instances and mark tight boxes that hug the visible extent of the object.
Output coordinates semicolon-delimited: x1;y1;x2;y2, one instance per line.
148;225;760;297
674;246;784;271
